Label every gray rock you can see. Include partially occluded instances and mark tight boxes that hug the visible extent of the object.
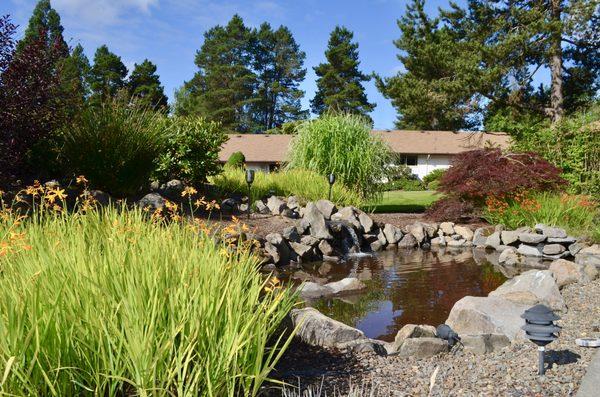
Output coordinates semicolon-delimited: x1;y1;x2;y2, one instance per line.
377;229;388;246
383;224;403;245
299;282;334;299
535;224;567;239
304;202;333;240
370;241;383;251
549;259;590;288
454;225;474;241
447;238;467;247
580;244;600;255
501;231;520;246
318;239;335;256
326;277;366;295
255;200;270;214
473;227;490;247
331;206;362;230
281;208;299;218
290;308;367;349
267;196;287;215
498;248;519;266
407;223;426;243
290;242;318;261
221;198;238;210
315;199;337;220
485;232;502;250
543;244;566;256
90;190;111;207
398;233;418;248
569;242;586;256
287;196;300;210
461;334;511;354
398;338;448;358
518;233;546;244
137;193;165;212
547;236;577;244
300;235;320;247
517;244;542;257
282;226;300;243
423;223;439;238
159;179;184;200
358;212;374;233
446;296;530;341
575;245;600;268
430;236;446;246
584;263;599;280
440;222;455;236
489;269;566;312
390;324;437;353
265;233;291;266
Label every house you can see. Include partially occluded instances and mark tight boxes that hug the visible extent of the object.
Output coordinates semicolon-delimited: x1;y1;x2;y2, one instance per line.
218;130;511;179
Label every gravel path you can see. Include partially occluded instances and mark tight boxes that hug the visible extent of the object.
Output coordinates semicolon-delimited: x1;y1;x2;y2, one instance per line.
268;279;600;396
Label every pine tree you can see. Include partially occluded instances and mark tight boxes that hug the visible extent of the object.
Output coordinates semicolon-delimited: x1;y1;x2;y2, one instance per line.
128;59;169;111
311;26;375;122
89;45;127;104
176;15;256;132
57;44;90;108
17;0;68;57
251;23;307;131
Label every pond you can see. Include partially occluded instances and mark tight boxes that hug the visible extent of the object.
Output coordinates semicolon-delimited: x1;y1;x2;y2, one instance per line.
296;248;508;342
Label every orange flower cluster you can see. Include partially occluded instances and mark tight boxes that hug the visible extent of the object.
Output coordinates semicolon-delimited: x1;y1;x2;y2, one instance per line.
485;195;509;215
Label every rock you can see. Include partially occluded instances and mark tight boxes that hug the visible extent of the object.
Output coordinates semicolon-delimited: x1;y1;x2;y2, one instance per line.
266;196;287;215
518;233;546;244
370;240;383;251
398;338;448;358
473;227;490;247
543;244;566;256
287;196;300;210
137;193;166;212
430;237;446;246
221;198;239;210
358;212;374;233
398;233;418;248
407;223;426;244
159;179;184;200
331;206;362;230
575;245;600;268
315;199;337;220
517;244;542;257
580;244;600;255
446;296;530;341
318;239;335;256
290;242;318;261
300;235;320;247
447;238;467;247
584;263;599;280
282;226;300;243
281;208;299;218
549;259;590;288
485;232;502;250
338;339;387;355
265;233;291;266
326;277;366;295
304;202;333;240
297;218;310;235
535;224;567;239
383;224;403;245
298;282;333;299
568;242;585;256
547;236;577;244
89;190;111;207
501;231;520;246
290;308;367;349
489;269;566;312
498;248;519;266
423;223;439;239
454;225;474;241
461;334;510;354
377;229;387;246
499;291;541;306
390;324;437;352
440;222;455;236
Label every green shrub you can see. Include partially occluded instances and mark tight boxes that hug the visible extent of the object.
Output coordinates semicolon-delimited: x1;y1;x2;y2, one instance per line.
383;178;425;191
0;207;296;396
423;168;446;189
211;167;364;207
155;117;227;184
483;191;599;241
225;151;246;168
60;101;166;197
287;113;393;200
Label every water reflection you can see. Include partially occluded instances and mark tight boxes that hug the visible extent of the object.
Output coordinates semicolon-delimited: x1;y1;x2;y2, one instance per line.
307;247;507;342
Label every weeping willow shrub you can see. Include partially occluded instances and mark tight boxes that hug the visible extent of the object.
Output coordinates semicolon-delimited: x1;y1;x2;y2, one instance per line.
287;113;393;200
0;207;296;396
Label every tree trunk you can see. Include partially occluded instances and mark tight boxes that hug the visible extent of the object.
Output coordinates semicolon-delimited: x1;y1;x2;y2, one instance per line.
550;0;564;123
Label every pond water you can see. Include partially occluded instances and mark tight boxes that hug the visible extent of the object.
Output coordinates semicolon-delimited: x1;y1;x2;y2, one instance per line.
297;248;508;342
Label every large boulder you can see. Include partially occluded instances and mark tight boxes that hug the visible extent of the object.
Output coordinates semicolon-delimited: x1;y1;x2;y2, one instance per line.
407;223;426;244
473;227;490;247
358;212;375;233
267;196;287;215
326;278;366;295
299;283;334;299
543;244;566;256
461;334;510;354
290;308;367;349
489;270;566;312
549;259;591;288
331;206;362;230
535;224;567;239
290;242;318;261
446;296;530;341
398;233;418;248
383;224;403;245
518;233;546;244
137;193;166;212
517;244;542;257
265;233;291;266
315;199;337;220
454;225;474;241
575;245;600;268
304;202;333;240
501;231;520;246
439;222;455;236
498;248;520;266
287;196;300;210
255;200;270;214
485;232;502;250
398;338;448;358
318;239;335;256
282;226;301;243
158;179;184;200
390;324;437;353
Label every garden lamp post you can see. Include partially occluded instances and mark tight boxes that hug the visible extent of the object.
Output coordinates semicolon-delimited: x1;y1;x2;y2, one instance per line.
245;169;255;220
328;173;335;201
521;304;561;376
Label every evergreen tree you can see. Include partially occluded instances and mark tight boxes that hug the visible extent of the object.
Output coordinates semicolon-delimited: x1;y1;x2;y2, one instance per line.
89;45;127;104
17;0;68;57
251;23;307;131
127;59;169;111
311;26;375;122
176;15;256;132
57;44;90;109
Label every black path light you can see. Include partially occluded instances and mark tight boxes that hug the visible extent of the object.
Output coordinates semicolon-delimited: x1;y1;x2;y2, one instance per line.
328;173;336;201
521;304;561;375
436;324;461;347
245;169;255;220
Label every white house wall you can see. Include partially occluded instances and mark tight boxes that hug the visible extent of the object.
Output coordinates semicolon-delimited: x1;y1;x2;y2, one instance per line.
409;154;453;180
245;162;271;173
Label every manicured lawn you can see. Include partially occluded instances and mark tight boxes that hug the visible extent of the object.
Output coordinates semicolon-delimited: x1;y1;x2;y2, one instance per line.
364;190;442;213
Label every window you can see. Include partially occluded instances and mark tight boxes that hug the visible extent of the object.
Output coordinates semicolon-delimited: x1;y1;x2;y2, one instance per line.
399;154;418;166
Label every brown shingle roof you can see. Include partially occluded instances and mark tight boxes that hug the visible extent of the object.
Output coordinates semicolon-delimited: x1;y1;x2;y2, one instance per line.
218;130;511;163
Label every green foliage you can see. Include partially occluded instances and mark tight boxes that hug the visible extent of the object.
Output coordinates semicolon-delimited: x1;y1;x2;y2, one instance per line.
311;26;375;122
0;207;296;396
422;168;446;190
287;113;393;200
60;100;166;196
226;151;246;168
211;168;364;207
384;178;424;192
128;59;169;111
17;0;68;57
89;45;128;104
483;192;599;242
155;117;228;184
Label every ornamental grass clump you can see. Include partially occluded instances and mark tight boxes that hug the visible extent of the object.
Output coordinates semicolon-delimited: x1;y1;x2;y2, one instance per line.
287;114;393;200
0;205;296;396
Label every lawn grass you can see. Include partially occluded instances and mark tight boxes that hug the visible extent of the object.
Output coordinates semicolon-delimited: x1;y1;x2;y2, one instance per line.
363;190;442;213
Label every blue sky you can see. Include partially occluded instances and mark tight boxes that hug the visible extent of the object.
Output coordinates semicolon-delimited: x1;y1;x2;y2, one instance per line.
5;0;470;129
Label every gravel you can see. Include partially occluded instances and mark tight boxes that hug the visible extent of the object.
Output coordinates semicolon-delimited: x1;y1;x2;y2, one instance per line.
266;279;600;396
